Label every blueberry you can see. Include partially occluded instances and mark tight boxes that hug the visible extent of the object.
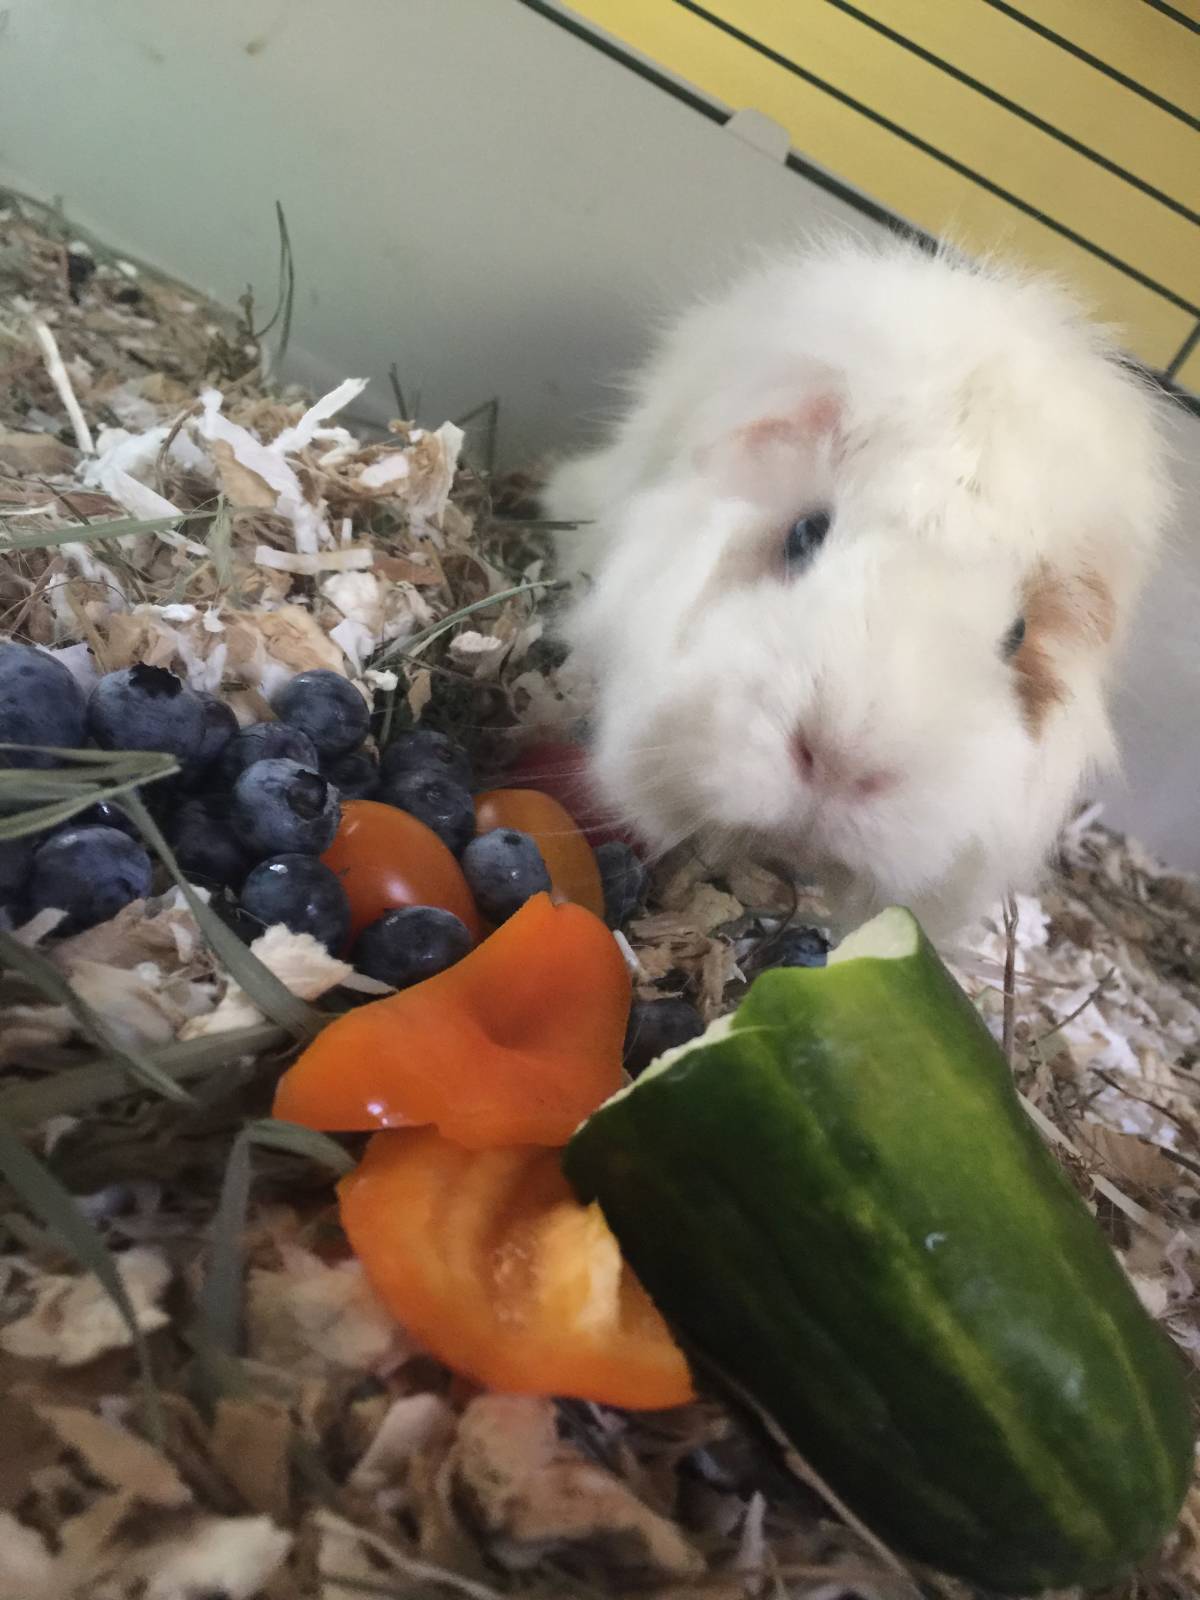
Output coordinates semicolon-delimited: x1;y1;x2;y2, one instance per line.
594;840;647;928
623;998;705;1078
239;854;350;953
29;826;154;932
0;837;33;911
461;828;550;923
272;670;370;759
86;663;205;763
380;728;472;791
168;796;252;889
218;721;319;788
321;749;379;801
352;906;472;989
184;694;239;782
231;759;341;858
56;799;139;839
0;641;87;768
140;774;189;823
380;770;475;855
762;925;830;970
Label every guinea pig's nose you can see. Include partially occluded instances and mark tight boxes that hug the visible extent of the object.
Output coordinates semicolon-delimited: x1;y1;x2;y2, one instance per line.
792;726;895;799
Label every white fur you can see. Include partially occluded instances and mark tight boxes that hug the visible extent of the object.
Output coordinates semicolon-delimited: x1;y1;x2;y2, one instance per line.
543;236;1173;936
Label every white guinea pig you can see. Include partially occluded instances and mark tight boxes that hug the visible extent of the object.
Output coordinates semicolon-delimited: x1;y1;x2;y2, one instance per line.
542;235;1174;937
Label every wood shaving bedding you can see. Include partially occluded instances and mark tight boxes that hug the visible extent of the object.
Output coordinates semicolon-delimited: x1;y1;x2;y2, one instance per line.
0;192;1197;1599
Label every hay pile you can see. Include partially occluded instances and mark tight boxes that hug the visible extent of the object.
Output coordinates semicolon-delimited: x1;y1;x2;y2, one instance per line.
0;192;1197;1600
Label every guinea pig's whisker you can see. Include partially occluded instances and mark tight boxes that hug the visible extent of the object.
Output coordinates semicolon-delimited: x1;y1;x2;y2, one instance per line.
688;827;734;875
502;825;599;840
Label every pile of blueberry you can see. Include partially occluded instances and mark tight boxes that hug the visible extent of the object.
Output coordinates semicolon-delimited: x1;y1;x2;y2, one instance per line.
0;638;829;1073
0;643;362;943
0;641;638;984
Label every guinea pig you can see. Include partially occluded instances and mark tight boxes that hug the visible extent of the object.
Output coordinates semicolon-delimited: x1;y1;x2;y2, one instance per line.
541;235;1174;938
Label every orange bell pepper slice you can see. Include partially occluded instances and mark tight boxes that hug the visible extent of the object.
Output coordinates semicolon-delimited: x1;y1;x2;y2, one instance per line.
474;787;606;919
272;892;630;1147
339;1127;695;1409
322;799;481;945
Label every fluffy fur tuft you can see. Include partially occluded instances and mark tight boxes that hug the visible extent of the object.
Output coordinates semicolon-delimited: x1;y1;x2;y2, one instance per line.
543;235;1173;936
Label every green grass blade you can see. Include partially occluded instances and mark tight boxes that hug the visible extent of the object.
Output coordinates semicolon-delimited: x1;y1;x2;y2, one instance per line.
0;758;180;841
373;577;562;743
372;579;561;668
0;1023;295;1127
197;1119;352;1362
0;930;194;1105
119;793;322;1040
242;1118;353;1175
256;200;297;363
0;510;208;553
0;746;179;772
207;496;234;589
0;1125;166;1443
198;1129;253;1357
0;748;180;841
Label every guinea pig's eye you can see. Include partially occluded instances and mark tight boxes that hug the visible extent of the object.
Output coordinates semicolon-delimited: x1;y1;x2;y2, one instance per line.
1001;614;1027;660
783;510;831;573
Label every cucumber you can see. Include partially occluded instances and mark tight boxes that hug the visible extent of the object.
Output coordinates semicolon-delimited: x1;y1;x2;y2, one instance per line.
563;908;1193;1593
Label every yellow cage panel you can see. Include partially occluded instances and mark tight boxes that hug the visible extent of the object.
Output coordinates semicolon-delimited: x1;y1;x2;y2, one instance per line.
556;0;1199;386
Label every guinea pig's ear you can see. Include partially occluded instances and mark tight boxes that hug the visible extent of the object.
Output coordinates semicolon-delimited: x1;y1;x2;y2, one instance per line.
696;389;844;504
1010;562;1117;735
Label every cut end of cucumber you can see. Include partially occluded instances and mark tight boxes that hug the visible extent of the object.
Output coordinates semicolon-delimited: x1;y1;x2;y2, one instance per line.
637;1009;736;1085
585;909;921;1128
827;906;920;967
589;1012;737;1117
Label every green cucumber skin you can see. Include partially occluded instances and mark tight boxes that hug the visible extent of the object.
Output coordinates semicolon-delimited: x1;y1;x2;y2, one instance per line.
564;930;1194;1593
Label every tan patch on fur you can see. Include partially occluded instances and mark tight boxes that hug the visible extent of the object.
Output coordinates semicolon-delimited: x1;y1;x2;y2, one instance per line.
1012;564;1116;735
1013;609;1067;734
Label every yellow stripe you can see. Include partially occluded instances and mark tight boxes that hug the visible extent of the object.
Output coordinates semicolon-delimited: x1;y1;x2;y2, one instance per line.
1002;0;1200;117
698;0;1199;302
853;0;1200;213
563;1;1195;372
